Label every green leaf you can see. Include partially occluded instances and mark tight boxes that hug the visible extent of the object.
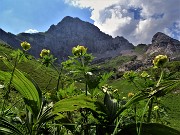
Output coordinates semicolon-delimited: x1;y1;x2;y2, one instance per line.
0;59;41;117
104;92;118;119
53;95;96;114
117;123;180;135
0;117;23;135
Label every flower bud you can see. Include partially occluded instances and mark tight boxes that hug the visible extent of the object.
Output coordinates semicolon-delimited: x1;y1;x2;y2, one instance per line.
153;55;168;68
40;49;50;57
72;45;87;56
21;41;31;51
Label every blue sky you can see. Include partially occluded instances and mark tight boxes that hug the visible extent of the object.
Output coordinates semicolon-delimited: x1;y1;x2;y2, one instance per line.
0;0;93;34
0;0;180;45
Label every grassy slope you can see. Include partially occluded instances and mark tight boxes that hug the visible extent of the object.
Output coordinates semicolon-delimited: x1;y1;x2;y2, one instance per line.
0;44;58;91
94;55;136;71
1;43;179;131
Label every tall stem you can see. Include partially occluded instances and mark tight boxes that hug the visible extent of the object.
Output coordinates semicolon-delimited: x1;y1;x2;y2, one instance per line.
1;55;19;116
80;56;89;134
138;98;152;135
50;63;62;91
147;98;154;123
156;68;163;87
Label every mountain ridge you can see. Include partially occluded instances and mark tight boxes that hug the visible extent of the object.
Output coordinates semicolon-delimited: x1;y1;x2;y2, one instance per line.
0;16;134;61
0;16;180;63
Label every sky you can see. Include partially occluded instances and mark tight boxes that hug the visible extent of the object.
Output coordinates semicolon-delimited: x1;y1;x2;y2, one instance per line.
0;0;180;45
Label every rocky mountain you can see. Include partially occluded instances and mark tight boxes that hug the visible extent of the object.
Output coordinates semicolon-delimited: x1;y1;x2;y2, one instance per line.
118;32;180;71
0;29;21;48
0;16;134;61
146;32;180;57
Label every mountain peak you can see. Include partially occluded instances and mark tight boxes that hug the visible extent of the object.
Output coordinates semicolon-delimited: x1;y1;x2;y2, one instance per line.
1;16;134;62
152;32;172;44
146;32;180;56
60;16;81;23
47;16;93;33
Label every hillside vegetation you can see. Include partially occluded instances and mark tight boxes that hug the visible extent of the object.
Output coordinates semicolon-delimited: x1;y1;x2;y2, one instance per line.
0;42;180;135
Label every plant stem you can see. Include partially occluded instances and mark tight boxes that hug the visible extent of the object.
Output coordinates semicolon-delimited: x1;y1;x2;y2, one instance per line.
50;63;62;91
147;98;154;123
156;68;163;87
112;115;124;135
138;98;152;135
1;55;19;116
80;56;89;134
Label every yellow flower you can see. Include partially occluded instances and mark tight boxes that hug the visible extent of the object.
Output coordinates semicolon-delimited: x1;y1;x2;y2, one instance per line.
21;41;31;51
72;45;87;56
153;105;159;111
153;55;168;68
128;92;134;98
40;49;50;57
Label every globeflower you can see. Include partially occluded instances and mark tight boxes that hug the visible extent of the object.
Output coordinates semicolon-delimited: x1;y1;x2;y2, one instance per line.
153;55;168;68
128;92;134;98
153;105;159;111
72;45;87;56
40;49;50;57
21;41;31;51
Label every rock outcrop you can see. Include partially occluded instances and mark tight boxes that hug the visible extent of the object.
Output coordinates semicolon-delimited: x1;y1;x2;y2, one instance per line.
146;32;180;57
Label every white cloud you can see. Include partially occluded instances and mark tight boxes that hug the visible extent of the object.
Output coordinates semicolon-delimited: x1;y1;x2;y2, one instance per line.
25;29;39;33
65;0;180;45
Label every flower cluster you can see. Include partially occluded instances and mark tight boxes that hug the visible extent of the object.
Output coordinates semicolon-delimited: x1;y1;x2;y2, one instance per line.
21;41;31;51
72;45;87;57
153;55;168;68
40;49;50;57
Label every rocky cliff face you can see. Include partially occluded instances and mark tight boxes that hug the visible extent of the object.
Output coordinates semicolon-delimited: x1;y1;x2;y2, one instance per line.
0;16;134;61
146;32;180;57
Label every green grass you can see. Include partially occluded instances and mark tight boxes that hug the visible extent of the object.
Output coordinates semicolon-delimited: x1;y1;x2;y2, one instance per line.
161;93;180;131
110;78;180;131
95;55;136;71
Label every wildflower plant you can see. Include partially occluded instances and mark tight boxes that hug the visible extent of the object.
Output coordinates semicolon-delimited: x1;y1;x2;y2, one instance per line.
21;41;31;51
39;49;56;67
0;43;180;135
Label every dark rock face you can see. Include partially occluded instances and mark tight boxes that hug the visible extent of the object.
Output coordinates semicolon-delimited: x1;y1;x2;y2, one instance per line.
0;29;21;48
146;32;180;57
0;16;134;61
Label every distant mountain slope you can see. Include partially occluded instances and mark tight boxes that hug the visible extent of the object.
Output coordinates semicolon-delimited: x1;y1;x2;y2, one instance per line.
0;16;134;61
117;32;180;71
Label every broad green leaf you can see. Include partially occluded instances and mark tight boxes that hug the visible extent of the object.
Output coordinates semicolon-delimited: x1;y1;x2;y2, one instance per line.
0;59;41;116
117;123;180;135
149;79;180;97
53;95;96;114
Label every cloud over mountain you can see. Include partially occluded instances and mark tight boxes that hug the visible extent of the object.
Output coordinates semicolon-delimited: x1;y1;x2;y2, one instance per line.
65;0;180;45
25;29;39;33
